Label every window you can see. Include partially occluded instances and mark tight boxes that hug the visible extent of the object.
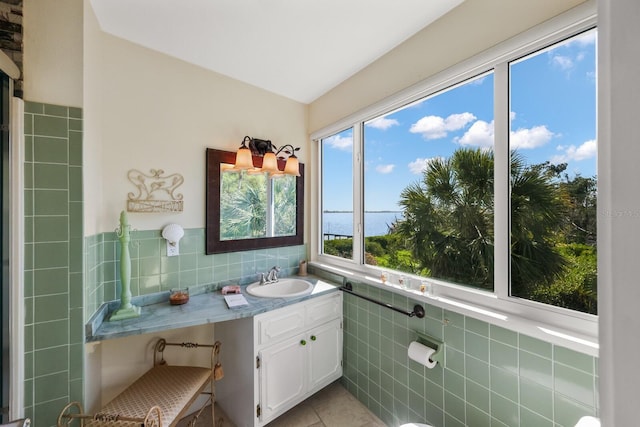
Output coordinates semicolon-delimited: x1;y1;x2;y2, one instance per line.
220;172;297;240
314;15;597;320
321;129;354;260
363;73;494;291
509;29;597;314
220;172;268;240
272;174;298;237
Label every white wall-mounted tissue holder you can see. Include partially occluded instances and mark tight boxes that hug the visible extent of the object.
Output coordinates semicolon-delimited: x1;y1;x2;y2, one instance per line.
414;331;444;365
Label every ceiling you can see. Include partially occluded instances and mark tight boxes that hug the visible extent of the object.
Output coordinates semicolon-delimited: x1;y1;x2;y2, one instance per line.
90;0;464;104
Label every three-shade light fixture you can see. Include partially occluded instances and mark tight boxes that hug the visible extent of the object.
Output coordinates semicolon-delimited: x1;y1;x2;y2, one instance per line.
229;135;301;177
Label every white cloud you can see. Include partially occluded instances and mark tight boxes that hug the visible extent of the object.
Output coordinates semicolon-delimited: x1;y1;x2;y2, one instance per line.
550;139;597;164
511;125;555;149
366;117;399;130
410;112;476;140
410;116;447;139
325;134;352;150
446;112;477;130
457;120;554;150
552;55;574;70
549;31;596;75
376;164;395;174
458;120;495;148
408;157;444;175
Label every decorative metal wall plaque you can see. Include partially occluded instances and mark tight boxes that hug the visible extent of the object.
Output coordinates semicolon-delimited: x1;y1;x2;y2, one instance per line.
127;169;184;213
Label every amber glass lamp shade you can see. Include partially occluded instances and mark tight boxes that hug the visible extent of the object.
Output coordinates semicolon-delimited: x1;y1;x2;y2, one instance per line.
234;146;254;170
283;155;300;176
261;151;280;174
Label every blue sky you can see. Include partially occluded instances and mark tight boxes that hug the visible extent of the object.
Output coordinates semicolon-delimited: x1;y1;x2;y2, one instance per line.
323;29;597;211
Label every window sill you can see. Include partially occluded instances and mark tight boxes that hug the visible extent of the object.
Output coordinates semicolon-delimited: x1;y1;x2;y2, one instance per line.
309;261;598;357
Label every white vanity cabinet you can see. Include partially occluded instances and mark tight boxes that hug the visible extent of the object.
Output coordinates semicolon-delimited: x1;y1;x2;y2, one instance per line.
216;291;343;427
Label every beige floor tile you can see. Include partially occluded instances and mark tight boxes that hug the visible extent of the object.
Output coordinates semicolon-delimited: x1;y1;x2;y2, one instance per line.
192;381;385;427
311;390;380;426
359;417;387;427
265;401;322;427
308;382;353;409
177;403;235;427
303;381;386;427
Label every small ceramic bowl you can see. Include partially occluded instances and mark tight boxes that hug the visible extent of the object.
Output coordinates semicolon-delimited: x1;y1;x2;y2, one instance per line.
169;288;189;305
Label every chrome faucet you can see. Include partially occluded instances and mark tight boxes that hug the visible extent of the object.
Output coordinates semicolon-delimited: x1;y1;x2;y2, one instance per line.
267;266;281;282
260;266;280;285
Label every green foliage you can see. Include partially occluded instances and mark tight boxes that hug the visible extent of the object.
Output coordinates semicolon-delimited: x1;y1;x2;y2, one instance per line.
393;148;569;291
394;149;495;288
220;172;297;240
273;175;297;236
323;238;353;259
220;172;267;239
364;235;427;275
364;240;385;257
509;153;567;294
558;175;597;246
527;243;597;314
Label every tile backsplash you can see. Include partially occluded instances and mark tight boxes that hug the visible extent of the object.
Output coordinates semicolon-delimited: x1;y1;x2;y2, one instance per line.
85;229;306;321
337;280;598;427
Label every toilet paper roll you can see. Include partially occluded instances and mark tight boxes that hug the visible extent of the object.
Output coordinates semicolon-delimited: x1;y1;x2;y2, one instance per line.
408;341;437;369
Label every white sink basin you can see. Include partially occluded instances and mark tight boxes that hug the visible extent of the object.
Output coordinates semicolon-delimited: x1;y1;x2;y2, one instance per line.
246;278;314;298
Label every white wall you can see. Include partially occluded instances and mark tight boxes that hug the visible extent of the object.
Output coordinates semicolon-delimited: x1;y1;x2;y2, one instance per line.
83;1;105;239
82;0;309;409
597;0;640;425
308;0;586;133
97;324;215;406
82;1;308;235
23;0;83;107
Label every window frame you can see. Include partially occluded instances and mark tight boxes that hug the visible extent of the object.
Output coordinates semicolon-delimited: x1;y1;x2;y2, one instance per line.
311;2;598;355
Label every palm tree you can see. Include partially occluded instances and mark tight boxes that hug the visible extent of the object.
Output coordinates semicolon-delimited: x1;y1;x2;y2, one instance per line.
220;172;267;239
395;148;565;292
220;173;298;239
273;175;297;236
509;153;566;295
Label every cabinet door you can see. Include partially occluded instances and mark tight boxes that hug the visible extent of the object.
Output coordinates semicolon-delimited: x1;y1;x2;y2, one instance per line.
308;318;343;392
256;305;305;347
306;292;342;326
258;334;307;422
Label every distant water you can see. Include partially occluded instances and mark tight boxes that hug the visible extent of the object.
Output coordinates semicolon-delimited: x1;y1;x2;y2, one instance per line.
323;211;403;237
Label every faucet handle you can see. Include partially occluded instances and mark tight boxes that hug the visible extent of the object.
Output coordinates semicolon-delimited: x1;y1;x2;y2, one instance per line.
259;272;266;285
267;266;281;282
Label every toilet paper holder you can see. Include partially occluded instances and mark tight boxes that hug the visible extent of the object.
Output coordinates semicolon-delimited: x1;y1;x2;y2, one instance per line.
414;331;444;365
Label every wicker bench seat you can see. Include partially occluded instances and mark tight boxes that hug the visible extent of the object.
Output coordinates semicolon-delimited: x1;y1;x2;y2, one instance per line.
58;339;222;427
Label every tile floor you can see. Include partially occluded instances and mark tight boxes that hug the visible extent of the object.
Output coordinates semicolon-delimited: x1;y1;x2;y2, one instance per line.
179;381;386;427
264;381;386;427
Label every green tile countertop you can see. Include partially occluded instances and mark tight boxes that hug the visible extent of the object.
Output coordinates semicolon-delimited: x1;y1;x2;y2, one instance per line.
85;275;339;342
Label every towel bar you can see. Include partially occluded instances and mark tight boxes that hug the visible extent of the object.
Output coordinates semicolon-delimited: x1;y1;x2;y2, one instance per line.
341;282;425;318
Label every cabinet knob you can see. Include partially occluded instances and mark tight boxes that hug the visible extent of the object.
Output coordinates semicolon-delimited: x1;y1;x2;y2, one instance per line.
310;335;317;341
300;339;306;346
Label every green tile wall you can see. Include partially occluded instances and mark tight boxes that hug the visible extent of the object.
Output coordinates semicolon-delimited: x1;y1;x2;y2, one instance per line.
85;230;306;321
24;102;83;426
339;281;598;427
